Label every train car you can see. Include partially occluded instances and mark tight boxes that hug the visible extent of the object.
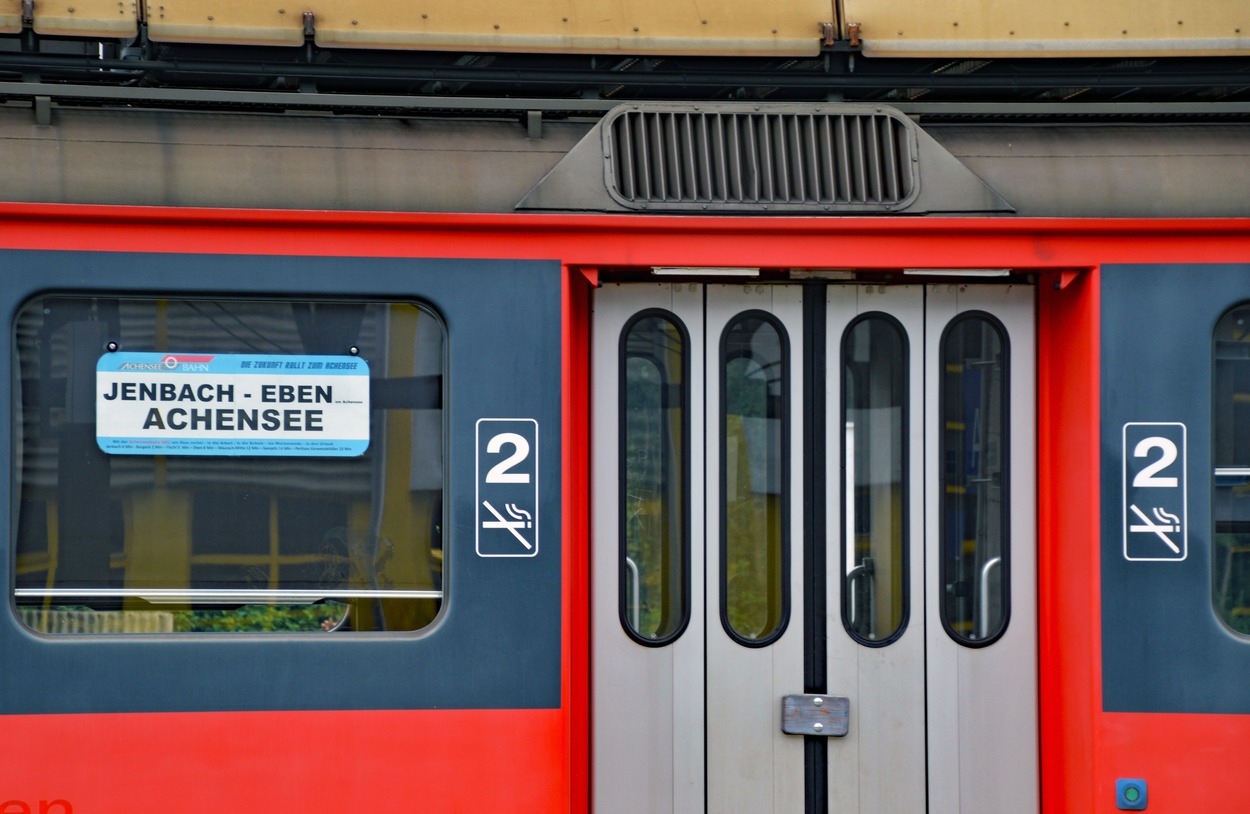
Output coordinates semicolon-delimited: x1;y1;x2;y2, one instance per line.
0;2;1248;813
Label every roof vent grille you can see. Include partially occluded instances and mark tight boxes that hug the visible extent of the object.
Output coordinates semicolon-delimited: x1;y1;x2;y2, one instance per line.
604;106;919;212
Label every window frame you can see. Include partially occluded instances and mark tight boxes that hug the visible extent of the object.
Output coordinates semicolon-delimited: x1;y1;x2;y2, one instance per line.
1212;301;1250;636
11;291;449;636
937;310;1012;648
617;309;692;647
839;311;911;648
718;309;792;649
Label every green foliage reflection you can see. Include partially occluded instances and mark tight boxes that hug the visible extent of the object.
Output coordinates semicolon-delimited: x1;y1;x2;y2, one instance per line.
722;318;785;642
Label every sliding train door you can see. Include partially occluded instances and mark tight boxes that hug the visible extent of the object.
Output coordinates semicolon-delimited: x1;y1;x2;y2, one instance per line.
591;280;1036;814
591;283;708;813
826;282;1039;814
922;283;1037;814
825;284;927;812
703;284;806;812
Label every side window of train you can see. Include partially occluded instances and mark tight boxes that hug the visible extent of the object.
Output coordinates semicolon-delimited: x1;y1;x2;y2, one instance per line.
619;311;690;645
13;295;446;635
842;314;909;646
1214;303;1250;634
939;313;1010;646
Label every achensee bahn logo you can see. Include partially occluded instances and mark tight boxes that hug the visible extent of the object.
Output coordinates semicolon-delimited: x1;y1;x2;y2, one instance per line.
163;354;215;370
116;354;215;372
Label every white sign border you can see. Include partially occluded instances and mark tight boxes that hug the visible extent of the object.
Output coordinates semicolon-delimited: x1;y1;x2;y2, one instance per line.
475;417;540;559
1122;421;1188;563
95;352;371;457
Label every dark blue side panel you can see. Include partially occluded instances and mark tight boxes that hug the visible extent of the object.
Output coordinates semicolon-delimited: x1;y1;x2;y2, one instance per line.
0;250;563;714
1101;263;1250;713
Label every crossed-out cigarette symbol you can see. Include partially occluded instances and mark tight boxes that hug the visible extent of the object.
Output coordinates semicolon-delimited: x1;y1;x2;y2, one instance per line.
1128;504;1182;554
482;500;533;550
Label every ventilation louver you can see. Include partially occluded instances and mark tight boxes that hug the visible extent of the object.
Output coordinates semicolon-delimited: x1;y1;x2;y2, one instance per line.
603;105;920;213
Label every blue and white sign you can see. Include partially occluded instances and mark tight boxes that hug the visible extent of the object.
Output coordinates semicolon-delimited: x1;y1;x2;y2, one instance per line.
476;418;539;558
1122;422;1187;562
96;352;371;456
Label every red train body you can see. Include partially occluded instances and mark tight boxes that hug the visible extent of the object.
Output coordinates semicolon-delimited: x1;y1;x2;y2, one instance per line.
1;5;1249;811
0;208;1247;813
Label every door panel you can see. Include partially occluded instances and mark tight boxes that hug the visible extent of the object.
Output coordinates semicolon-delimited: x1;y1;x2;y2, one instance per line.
925;283;1038;814
705;285;806;814
592;283;705;814
826;285;927;813
591;279;1037;814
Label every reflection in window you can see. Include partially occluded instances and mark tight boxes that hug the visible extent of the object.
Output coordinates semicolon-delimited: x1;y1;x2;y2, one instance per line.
14;296;445;634
620;313;689;644
1214;304;1250;634
721;313;789;645
939;314;1009;646
843;316;908;645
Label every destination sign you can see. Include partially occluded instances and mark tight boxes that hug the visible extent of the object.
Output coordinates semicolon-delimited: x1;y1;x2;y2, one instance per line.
96;352;370;457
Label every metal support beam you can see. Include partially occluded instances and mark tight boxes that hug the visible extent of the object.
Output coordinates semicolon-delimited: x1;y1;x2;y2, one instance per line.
0;81;1248;121
33;95;50;126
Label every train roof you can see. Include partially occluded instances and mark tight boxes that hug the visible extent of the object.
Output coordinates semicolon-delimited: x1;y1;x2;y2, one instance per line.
0;0;1247;218
0;0;1247;112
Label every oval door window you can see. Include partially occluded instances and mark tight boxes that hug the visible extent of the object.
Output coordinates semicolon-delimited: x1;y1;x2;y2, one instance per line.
842;314;909;646
620;312;691;645
720;313;790;646
939;313;1010;646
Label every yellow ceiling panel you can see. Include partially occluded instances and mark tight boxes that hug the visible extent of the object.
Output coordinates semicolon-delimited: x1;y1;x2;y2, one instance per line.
842;0;1248;57
147;1;304;46
314;0;829;55
35;0;138;36
0;0;20;34
147;0;833;55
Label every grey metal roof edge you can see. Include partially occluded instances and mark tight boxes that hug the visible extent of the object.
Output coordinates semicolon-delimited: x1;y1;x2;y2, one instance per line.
894;101;1250;120
515;116;620;212
907;124;1014;214
0;81;618;116
3;82;1250;120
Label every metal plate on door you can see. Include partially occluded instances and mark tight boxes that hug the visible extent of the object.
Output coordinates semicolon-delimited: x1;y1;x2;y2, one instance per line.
781;694;849;736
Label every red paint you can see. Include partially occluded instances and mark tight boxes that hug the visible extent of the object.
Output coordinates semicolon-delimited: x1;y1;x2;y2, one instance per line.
0;803;71;814
1098;713;1250;811
1037;268;1102;814
4;204;1250;813
562;266;593;814
0;203;1249;269
0;709;566;813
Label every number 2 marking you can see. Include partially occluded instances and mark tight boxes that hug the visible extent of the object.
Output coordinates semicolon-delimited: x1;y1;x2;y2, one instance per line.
1132;436;1178;488
485;432;531;483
